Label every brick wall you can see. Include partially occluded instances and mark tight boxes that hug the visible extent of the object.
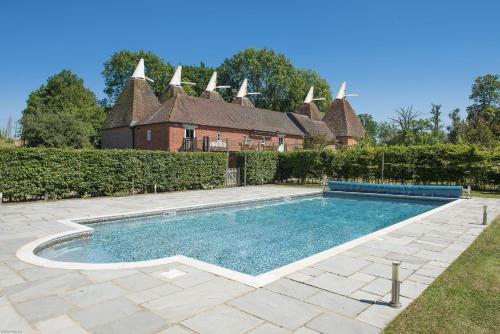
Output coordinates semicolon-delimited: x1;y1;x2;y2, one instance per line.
336;136;358;146
167;124;304;152
134;124;169;151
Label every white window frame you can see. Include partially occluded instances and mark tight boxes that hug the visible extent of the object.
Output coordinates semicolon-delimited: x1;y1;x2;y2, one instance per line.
184;128;196;139
146;129;152;141
278;136;285;146
242;135;249;144
216;132;222;141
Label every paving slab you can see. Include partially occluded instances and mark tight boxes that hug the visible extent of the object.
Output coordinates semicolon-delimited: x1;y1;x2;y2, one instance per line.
229;289;322;330
93;310;166;334
307;273;367;296
143;277;251;323
14;295;73;323
181;305;263;334
312;255;370;276
70;297;141;330
306;311;380;334
63;281;127;308
113;272;165;292
265;278;320;300
247;322;291;334
306;291;369;317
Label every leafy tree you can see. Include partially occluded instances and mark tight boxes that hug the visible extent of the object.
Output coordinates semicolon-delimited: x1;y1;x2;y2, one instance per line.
358;114;378;144
464;74;500;145
467;74;500;125
428;104;446;143
447;108;463;144
21;70;105;148
291;69;332;113
377;121;398;144
183;62;216;96
218;48;332;113
102;50;174;104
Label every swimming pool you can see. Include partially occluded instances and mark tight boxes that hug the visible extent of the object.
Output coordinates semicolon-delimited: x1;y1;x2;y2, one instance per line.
36;194;450;276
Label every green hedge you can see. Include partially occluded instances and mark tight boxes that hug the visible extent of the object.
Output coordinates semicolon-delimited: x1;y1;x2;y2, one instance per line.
0;148;227;201
238;145;500;188
236;151;279;185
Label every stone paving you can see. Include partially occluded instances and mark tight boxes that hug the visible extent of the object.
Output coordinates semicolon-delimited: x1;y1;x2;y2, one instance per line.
0;185;498;334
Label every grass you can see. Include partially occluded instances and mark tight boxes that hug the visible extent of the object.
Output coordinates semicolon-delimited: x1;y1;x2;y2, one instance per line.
384;216;500;334
471;191;500;199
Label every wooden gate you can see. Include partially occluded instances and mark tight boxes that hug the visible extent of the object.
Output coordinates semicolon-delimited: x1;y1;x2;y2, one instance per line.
225;168;240;187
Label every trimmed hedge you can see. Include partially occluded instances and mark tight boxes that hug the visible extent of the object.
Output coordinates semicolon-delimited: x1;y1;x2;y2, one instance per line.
236;151;279;185
237;145;500;188
0;148;227;201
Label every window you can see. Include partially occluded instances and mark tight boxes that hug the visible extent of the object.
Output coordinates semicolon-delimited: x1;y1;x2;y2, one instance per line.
242;135;249;144
278;137;284;146
261;136;266;145
185;128;195;139
216;132;222;141
146;130;152;141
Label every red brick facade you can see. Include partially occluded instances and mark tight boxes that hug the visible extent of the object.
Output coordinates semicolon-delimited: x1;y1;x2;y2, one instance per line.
133;123;304;152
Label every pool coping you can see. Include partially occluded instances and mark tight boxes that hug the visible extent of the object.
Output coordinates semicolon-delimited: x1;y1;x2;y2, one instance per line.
16;192;463;288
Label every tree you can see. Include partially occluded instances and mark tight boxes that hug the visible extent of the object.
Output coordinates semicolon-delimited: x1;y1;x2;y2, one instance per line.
2;116;12;139
183;62;216;96
447;108;462;144
102;50;174;104
21;70;105;148
428;104;446;143
218;48;332;113
464;74;500;145
358;114;378;144
291;69;332;113
377;121;398;144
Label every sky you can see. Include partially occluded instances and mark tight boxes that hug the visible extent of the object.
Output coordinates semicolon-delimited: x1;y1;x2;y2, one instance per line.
1;0;499;133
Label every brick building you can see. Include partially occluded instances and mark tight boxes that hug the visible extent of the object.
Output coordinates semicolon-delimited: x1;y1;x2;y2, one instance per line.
102;59;365;151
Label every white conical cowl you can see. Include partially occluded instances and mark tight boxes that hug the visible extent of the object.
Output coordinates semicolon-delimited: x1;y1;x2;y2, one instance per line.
169;66;182;86
205;72;217;92
236;79;248;98
304;86;314;103
336;81;347;99
132;58;146;79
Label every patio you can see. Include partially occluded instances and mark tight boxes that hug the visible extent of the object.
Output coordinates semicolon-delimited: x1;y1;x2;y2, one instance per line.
0;185;498;334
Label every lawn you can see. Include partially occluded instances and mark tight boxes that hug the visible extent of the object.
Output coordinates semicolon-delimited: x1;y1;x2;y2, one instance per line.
384;216;500;334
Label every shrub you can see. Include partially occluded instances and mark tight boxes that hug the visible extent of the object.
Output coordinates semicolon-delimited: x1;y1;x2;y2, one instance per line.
0;148;227;201
236;151;279;185
274;145;498;188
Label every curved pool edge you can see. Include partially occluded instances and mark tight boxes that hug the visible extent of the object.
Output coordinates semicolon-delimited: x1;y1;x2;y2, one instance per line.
16;197;463;288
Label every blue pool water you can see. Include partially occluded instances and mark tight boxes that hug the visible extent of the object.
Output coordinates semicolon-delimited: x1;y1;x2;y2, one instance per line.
38;194;449;275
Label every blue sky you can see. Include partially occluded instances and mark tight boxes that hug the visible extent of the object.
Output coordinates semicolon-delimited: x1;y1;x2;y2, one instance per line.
1;0;499;131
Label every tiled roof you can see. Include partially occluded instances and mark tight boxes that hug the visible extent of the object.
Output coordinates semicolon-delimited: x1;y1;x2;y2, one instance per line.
102;78;160;129
159;85;186;103
295;102;323;121
232;96;254;108
287;113;335;141
200;91;224;101
141;94;304;136
323;98;366;138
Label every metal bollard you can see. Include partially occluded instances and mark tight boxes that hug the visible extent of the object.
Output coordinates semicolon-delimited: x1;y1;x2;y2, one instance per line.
483;205;487;225
0;192;3;204
154;184;157;195
390;262;401;308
